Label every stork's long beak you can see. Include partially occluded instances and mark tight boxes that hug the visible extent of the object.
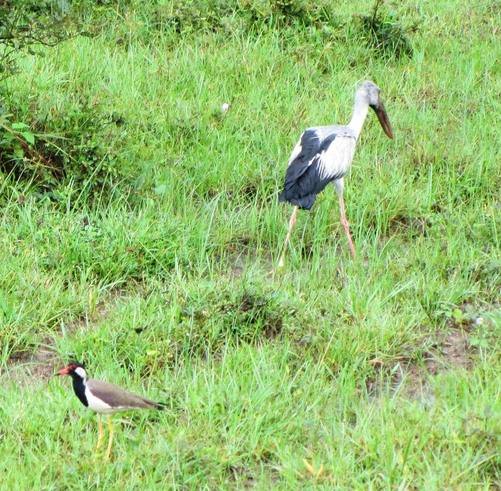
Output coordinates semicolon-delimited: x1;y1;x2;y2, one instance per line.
374;101;394;139
57;366;71;376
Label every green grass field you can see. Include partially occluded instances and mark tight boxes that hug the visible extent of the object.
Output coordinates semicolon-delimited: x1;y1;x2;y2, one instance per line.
0;0;500;488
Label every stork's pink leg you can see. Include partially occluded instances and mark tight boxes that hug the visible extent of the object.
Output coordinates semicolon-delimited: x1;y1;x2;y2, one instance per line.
338;193;356;258
277;206;298;268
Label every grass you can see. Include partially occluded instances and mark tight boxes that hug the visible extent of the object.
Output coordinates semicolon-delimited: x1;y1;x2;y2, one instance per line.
0;0;500;488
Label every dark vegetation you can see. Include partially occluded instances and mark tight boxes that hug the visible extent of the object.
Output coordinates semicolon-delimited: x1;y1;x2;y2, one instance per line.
154;0;337;33
0;0;124;194
0;0;74;80
357;0;414;59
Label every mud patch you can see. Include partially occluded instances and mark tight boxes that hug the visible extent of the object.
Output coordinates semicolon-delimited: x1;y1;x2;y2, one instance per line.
227;464;257;489
2;289;126;385
437;328;472;369
367;327;475;401
367;298;500;400
388;213;430;238
403;328;473;400
175;283;293;361
6;336;59;382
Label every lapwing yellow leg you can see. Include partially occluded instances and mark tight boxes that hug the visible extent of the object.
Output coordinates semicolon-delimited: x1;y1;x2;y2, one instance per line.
95;415;104;451
105;416;114;461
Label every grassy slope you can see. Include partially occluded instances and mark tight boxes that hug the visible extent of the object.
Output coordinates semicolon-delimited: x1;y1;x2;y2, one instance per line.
0;0;500;488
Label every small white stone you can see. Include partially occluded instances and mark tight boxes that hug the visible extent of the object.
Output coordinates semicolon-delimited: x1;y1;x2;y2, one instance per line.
474;317;484;325
221;103;230;113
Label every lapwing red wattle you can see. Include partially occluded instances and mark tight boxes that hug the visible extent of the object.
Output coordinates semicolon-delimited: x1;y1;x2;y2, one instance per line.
57;362;165;459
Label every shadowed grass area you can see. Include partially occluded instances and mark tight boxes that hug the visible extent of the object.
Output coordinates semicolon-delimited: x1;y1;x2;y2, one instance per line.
0;0;500;488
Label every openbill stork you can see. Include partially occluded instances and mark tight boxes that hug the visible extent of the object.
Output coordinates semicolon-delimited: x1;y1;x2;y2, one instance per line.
57;362;165;460
277;81;393;267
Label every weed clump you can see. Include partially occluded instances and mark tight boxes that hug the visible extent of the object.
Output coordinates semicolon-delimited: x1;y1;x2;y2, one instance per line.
176;281;295;357
0;1;128;196
85;282;298;377
0;97;126;196
154;0;336;34
358;0;413;59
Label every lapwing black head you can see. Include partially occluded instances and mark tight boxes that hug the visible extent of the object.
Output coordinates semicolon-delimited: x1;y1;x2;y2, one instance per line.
57;362;165;460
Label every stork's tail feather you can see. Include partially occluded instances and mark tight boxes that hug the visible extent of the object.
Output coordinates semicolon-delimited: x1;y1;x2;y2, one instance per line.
278;191;316;211
154;401;167;410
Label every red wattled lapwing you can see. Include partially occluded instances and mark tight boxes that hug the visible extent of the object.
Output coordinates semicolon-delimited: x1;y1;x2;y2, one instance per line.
57;362;165;460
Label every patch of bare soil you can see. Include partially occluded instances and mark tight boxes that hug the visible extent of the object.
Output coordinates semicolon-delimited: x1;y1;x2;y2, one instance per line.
6;336;59;382
2;289;125;386
388;213;430;238
367;327;475;402
402;328;473;400
224;248;274;278
367;300;500;401
227;464;257;489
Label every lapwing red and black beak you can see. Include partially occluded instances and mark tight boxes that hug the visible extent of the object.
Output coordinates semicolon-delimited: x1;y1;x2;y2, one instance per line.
57;362;165;460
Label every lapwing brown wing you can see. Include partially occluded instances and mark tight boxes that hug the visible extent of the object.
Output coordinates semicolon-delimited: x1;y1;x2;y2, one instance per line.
57;362;165;460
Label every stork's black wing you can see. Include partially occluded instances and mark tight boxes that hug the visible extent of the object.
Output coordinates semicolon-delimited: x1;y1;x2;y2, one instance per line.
282;129;321;191
279;130;337;210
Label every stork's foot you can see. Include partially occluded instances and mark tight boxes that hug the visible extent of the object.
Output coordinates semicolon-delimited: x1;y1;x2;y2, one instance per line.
276;206;298;272
340;218;356;259
270;262;284;280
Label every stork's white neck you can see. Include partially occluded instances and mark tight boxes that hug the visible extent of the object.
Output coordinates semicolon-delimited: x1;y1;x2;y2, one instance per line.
348;94;370;139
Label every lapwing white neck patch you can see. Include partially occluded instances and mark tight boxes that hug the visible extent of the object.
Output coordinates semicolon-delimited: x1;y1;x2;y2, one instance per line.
74;367;87;380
